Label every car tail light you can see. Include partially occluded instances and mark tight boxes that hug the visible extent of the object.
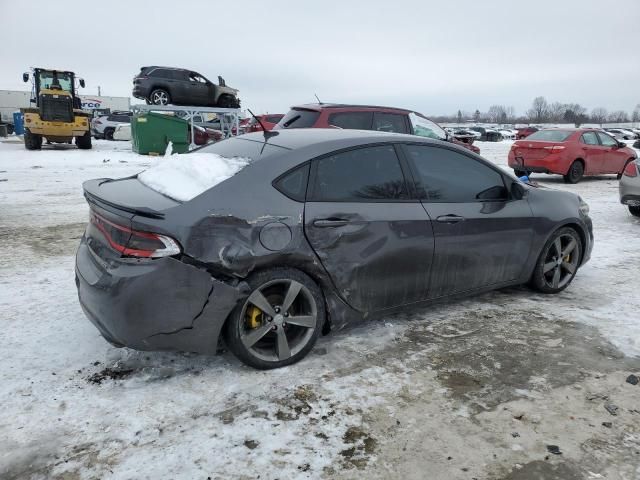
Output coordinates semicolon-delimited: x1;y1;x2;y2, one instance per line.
90;211;181;258
623;161;638;177
543;145;565;152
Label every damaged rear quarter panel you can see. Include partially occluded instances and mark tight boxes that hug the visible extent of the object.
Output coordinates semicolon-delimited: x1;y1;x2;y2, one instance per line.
129;150;362;334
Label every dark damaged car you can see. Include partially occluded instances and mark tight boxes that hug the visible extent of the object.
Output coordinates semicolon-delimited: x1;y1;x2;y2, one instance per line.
75;129;593;369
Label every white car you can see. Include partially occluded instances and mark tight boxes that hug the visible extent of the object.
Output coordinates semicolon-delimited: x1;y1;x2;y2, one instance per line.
496;128;515;140
605;128;637;140
91;111;132;140
113;123;131;141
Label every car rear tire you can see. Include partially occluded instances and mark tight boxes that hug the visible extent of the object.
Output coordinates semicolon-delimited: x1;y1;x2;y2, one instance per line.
24;129;42;150
629;206;640;217
225;268;325;369
150;89;170;106
529;227;582;294
104;127;115;141
563;160;584;184
76;132;92;150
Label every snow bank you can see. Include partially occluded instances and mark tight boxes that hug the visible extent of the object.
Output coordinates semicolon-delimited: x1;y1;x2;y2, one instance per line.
138;153;250;202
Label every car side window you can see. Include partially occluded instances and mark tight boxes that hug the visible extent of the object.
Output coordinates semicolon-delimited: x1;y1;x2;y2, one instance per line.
327;112;373;130
581;132;599;145
597;132;617;147
372;113;409;133
274;163;310;202
266;115;283;124
310;145;408;201
189;73;206;83
404;144;507;202
149;69;167;77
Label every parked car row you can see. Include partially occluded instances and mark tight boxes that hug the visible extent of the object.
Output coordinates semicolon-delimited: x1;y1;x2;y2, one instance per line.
604;127;640;140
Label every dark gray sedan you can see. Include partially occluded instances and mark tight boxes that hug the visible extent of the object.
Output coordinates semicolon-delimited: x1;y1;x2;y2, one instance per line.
75;129;593;369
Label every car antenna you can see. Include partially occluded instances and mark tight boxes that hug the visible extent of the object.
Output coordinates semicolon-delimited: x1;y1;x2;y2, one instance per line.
314;93;323;105
247;109;278;139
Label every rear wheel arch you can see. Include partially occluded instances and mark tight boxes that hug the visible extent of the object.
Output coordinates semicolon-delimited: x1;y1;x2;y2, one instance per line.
570;157;585;173
218;264;332;338
222;266;326;368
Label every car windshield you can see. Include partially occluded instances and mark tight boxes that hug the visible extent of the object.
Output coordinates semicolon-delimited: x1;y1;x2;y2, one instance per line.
526;130;573;142
408;113;447;140
276;109;320;129
39;71;73;92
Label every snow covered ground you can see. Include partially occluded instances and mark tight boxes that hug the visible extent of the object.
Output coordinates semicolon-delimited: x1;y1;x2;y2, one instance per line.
1;138;639;480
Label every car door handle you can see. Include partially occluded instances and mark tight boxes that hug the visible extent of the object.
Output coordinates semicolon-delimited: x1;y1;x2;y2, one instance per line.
313;218;350;227
436;215;465;224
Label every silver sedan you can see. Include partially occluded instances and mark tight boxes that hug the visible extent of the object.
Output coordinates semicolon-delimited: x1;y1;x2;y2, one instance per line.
620;159;640;217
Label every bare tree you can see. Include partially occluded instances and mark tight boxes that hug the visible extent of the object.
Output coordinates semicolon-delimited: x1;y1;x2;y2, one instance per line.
487;105;506;123
632;105;640;123
527;97;549;123
504;106;515;123
548;102;566;122
591;107;608;126
563;103;588;126
608;110;630;123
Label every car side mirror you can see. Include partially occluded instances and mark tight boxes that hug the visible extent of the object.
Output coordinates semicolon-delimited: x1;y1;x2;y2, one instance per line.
616;141;626;148
511;182;527;200
23;72;29;82
79;78;85;88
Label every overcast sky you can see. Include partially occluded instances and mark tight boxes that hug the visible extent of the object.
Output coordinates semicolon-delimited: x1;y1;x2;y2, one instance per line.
1;0;638;116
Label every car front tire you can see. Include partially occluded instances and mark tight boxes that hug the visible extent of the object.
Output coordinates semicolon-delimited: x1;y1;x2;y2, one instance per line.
225;268;324;369
76;132;92;149
629;206;640;217
530;227;582;294
24;129;42;150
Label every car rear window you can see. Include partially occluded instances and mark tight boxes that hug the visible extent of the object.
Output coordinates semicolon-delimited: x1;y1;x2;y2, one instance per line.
526;130;573;142
265;115;284;124
277;109;320;129
327;112;373;130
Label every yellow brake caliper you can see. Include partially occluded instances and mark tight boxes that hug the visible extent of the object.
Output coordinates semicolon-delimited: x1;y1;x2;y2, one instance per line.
246;305;263;329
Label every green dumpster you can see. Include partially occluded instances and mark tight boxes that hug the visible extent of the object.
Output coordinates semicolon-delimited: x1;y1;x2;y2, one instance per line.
131;112;190;155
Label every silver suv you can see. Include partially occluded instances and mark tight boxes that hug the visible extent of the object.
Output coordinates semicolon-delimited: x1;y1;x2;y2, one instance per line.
91;112;132;140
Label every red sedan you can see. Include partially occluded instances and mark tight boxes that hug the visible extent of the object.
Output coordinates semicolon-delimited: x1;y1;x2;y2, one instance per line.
508;129;637;183
245;114;284;133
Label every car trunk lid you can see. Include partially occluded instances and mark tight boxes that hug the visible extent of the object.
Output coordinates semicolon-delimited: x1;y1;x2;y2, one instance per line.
512;141;560;160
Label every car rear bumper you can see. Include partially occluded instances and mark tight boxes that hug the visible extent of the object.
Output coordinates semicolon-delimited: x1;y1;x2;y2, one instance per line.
508;152;567;174
75;237;243;354
132;85;151;99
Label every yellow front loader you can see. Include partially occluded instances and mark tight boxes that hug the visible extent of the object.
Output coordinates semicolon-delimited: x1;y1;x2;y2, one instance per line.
21;68;92;150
